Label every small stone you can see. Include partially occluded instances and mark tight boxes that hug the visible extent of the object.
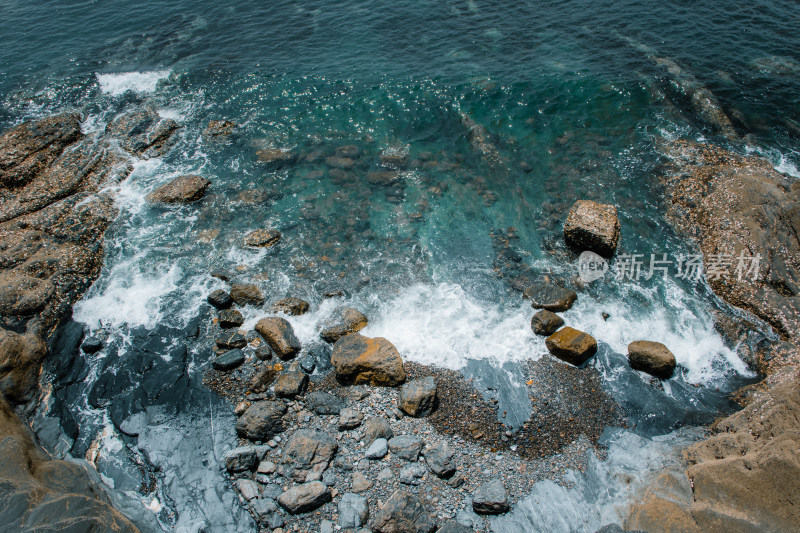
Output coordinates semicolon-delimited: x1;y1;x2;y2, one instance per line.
224;446;258;473
250;497;278;520
258;461;277;475
213;348;246;371
146;174;211;204
628;340;677;379
277;481;331;514
388;435;423;462
531;310;564;336
339;493;369;528
256;317;302;360
398;377;437;417
218;308;244;328
320;519;335;533
424;441;456;478
236;401;287;441
352;471;373;493
377;467;394;482
320;307;369;343
398;463;426;485
255;346;273;361
305;391;346;415
230;283;265;306
446;475;465;488
339;408;364;430
81;337;103;354
243;229;281;248
322;470;336;486
274;372;309;398
523;283;577;312
363;417;394;446
545;327;598;366
236;479;261;501
208;289;233;309
366;438;389;460
299;354;316;373
472;479;510;515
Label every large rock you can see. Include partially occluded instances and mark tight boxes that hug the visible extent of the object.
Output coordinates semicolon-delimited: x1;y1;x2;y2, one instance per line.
277;481;331;514
398;377;437;417
563;200;621;257
531;310;564;336
523;283;577;312
218;309;244;328
273;371;308;398
363;417;394;446
212;348;245;371
304;391;346;415
370;490;436;533
272;297;310;316
207;289;232;309
0;272;55;315
282;429;338;483
146;175;210;204
224;446;258;473
243;229;281;248
229;283;265;306
472;478;510;514
628;341;677;379
256;148;297;168
388;435;424;462
256;317;301;360
545;327;597;366
424;440;456;478
236;401;287;441
338;493;369;528
320;307;368;343
331;333;406;386
215;331;247;350
106;108;179;157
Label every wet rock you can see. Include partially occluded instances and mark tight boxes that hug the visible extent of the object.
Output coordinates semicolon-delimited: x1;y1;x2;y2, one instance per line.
326;156;356;169
398;376;437;416
215;331;247;350
523;283;577;312
339;493;369;528
106;108;179;157
274;372;309;398
545;327;598;366
351;472;373;493
255;346;273;361
331;333;406;386
531;310;565;336
388;435;423;461
277;481;331;514
224;446;258;473
207;289;233;309
229;283;265;306
367;171;402;187
210;268;233;281
370;490;436;533
363;417;394;446
282;429;338;483
628;341;677;379
213;348;246;371
339;408;364;430
424;440;456;478
146;174;211;204
256;148;297;168
320;307;368;343
256;317;301;360
472;478;510;514
272;297;310;316
236;401;287;441
243;229;281;248
299;354;316;373
0;273;55;315
81;337;104;354
218;309;244;328
399;463;426;485
366;438;389;460
203;120;237;139
563;200;621;258
304;391;346;415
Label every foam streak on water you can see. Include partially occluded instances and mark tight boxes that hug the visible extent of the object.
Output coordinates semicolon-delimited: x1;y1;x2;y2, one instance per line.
96;71;172;96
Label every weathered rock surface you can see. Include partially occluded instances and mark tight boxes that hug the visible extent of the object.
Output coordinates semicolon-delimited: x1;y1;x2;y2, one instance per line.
146;174;210;204
215;331;247;350
229;283;265;306
363;417;394;446
366;438;389;460
424;440;456;478
277;481;331;514
370;490;436;533
282;429;338;483
272;297;310;316
563;200;621;257
224;446;259;473
273;371;308;398
545;327;598;366
218;308;244;328
304;391;346;415
338;493;369;528
256;317;301;360
331;333;406;386
339;407;364;430
628;340;677;379
213;348;246;371
531;310;565;336
523;283;577;312
472;478;510;514
321;307;368;343
207;289;233;309
398;376;437;416
236;401;287;441
388;435;424;461
256;148;297;168
243;229;281;248
105;107;179;158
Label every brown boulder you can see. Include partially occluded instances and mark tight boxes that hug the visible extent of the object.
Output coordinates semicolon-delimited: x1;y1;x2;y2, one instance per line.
146;175;211;204
545;327;597;366
628;340;677;379
236;400;287;441
331;333;406;386
398;377;437;417
531;310;564;336
320;307;368;343
523;283;577;312
255;317;301;360
563;200;620;258
243;229;281;248
229;283;265;306
0;272;55;315
272;297;310;316
0;329;47;403
273;371;308;398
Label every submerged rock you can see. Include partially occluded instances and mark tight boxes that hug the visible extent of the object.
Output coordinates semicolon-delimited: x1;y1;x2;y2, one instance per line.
398;377;437;417
256;148;297;168
272;297;310;316
628;340;677;379
472;478;510;515
320;307;368;343
256;317;301;360
545;327;598;366
370;490;436;533
243;229;281;248
523;283;577;312
146;175;211;204
277;481;331;514
331;333;406;386
236;401;287;441
531;310;565;336
229;283;265;306
563;200;621;258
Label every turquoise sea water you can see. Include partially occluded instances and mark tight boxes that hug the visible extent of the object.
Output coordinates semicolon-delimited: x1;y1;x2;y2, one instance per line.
3;1;799;531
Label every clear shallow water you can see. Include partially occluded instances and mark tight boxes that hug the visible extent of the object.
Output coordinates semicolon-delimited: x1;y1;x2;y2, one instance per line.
5;0;799;531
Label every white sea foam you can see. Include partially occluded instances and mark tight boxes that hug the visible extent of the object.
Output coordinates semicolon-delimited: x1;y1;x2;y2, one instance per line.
96;70;171;96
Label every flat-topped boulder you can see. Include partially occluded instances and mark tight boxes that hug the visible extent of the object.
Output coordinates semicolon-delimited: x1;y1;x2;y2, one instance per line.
563;200;620;257
331;333;406;386
243;229;281;248
146;174;210;204
229;283;265;306
531;310;565;336
273;371;308;398
628;340;677;379
523;283;577;312
213;348;245;371
545;327;598;366
277;481;331;514
236;400;287;441
218;308;243;328
320;307;368;343
256;317;301;360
